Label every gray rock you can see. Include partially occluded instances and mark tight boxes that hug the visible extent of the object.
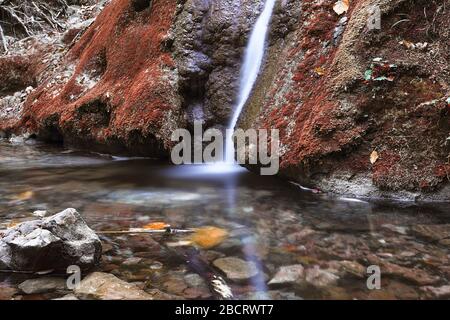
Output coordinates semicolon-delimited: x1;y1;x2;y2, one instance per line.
304;267;339;288
74;272;154;300
53;294;79;300
184;273;207;288
213;257;259;281
268;264;304;285
19;277;67;294
421;285;450;299
0;208;102;271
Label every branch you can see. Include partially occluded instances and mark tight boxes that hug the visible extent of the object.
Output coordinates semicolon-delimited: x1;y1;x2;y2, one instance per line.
0;24;7;53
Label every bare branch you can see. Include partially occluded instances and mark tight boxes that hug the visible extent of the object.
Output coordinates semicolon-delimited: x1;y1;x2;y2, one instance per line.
0;24;7;53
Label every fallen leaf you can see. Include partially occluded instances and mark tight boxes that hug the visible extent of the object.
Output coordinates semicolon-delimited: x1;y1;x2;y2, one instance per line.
142;222;170;230
12;191;34;201
314;66;326;76
333;0;350;15
370;151;379;164
7;220;20;229
399;40;415;49
190;226;229;249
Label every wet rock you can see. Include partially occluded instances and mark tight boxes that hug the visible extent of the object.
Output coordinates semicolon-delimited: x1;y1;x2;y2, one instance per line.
145;288;184;300
213;257;259;281
0;208;101;271
53;294;79;300
338;260;366;278
18;277;67;294
74;272;154;300
304;266;339;288
368;255;439;286
161;276;188;295
242;290;303;300
122;257;144;267
268;264;304;285
0;283;18;300
421;285;450;299
411;224;450;242
184;273;207;288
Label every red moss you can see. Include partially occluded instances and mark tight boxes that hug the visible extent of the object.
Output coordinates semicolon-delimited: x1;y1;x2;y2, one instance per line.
16;0;178;154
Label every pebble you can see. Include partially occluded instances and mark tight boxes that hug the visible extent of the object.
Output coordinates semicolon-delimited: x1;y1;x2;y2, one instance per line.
268;265;304;285
421;285;450;299
18;277;67;294
304;266;339;288
213;257;259;281
74;272;156;300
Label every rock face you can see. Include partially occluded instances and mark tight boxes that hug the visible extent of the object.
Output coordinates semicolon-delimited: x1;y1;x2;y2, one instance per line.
0;208;102;271
240;0;450;200
0;0;266;154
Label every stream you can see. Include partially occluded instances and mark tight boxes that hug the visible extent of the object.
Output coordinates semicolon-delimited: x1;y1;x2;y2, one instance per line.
1;139;449;300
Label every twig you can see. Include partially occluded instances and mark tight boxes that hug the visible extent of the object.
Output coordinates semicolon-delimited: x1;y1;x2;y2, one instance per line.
391;19;411;29
2;6;32;36
0;24;7;53
31;1;56;29
96;228;195;235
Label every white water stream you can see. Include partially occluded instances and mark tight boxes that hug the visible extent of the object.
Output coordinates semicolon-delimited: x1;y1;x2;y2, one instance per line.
224;0;277;163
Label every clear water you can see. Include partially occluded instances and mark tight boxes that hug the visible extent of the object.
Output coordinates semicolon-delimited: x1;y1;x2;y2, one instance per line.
225;0;276;163
1;140;449;300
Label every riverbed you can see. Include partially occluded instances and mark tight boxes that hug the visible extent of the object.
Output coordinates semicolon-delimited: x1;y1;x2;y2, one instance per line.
0;139;449;300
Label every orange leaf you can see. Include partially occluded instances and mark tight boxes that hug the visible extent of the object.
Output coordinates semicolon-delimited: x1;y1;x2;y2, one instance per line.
333;0;350;15
370;151;379;164
13;191;34;201
142;222;170;230
314;66;326;76
190;226;229;249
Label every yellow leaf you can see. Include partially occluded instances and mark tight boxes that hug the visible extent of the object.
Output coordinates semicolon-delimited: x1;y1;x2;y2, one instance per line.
314;66;326;76
13;191;34;201
370;151;379;164
190;226;229;249
333;0;350;15
142;222;170;230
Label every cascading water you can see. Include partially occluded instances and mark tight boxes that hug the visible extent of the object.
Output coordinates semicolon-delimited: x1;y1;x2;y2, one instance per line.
225;0;277;163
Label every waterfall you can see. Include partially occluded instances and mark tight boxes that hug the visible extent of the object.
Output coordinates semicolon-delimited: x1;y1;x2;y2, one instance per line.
225;0;277;163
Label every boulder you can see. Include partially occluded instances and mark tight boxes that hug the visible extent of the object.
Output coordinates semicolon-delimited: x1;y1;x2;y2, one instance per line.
0;208;101;271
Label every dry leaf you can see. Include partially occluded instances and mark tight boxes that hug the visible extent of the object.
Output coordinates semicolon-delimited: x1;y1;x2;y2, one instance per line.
13;191;34;201
190;226;229;249
7;220;20;229
142;222;170;230
370;151;379;164
399;40;415;49
333;0;350;15
314;66;326;76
